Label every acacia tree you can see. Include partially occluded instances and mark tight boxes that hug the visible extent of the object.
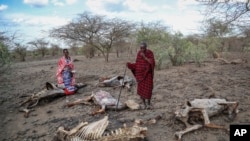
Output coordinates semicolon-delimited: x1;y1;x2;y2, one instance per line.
197;0;250;30
28;38;49;57
136;21;171;69
136;21;169;45
201;19;232;52
50;43;60;56
13;43;27;61
50;12;134;62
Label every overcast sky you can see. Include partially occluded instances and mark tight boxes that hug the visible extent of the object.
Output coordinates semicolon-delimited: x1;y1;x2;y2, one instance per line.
0;0;204;44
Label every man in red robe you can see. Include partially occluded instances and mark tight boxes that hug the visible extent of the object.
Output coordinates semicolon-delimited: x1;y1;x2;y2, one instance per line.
127;42;155;109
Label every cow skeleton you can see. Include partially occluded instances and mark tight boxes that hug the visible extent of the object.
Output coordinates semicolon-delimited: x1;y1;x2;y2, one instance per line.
55;116;148;141
174;98;239;141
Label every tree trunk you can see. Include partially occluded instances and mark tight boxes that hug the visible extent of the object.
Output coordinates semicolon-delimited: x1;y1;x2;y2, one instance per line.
116;50;119;58
105;52;109;62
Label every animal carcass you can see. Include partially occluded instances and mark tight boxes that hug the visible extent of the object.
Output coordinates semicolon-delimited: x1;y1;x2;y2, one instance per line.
19;82;86;117
97;75;135;91
55;116;148;141
174;98;239;141
67;90;140;115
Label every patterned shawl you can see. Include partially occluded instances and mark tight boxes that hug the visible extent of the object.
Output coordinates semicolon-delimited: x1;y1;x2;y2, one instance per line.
56;56;75;86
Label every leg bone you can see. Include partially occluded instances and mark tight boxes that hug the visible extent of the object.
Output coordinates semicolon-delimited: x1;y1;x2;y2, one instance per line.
175;124;203;141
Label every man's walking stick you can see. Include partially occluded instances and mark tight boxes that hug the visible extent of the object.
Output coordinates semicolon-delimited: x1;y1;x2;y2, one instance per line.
116;65;127;111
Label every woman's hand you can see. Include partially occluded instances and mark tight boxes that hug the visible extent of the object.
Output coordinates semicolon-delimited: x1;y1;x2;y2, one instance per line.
58;83;65;89
71;70;76;73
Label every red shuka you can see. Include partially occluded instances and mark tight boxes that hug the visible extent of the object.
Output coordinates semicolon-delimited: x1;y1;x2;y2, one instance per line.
127;49;155;99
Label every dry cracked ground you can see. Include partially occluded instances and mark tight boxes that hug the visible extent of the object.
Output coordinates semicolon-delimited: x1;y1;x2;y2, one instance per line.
0;52;250;141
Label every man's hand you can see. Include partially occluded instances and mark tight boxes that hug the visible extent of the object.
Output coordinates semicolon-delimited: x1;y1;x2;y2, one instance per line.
140;52;146;59
141;52;149;62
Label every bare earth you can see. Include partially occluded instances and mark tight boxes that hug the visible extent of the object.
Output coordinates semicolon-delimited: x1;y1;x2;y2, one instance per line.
0;53;250;141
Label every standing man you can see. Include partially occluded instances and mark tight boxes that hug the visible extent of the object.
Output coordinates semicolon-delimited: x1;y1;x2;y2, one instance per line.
127;42;155;109
56;49;76;95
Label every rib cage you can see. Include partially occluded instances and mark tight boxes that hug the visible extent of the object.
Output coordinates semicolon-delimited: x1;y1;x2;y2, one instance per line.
57;116;147;141
70;116;109;141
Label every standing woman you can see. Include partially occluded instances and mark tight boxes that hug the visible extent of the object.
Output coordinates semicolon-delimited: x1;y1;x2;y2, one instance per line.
56;49;76;95
127;42;155;109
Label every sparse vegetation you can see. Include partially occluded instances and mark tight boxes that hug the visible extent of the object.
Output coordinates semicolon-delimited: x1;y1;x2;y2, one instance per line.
2;1;250;66
0;32;13;73
0;42;11;72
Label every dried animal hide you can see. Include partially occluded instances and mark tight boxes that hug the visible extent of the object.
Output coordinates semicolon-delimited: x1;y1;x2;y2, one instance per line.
93;90;125;110
97;75;135;90
19;82;86;117
56;116;147;141
19;82;65;109
174;98;239;141
66;90;140;115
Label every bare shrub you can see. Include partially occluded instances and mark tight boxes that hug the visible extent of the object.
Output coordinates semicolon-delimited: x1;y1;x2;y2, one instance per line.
82;44;95;58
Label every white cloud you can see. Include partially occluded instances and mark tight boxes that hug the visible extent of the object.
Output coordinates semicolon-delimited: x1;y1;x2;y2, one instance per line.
85;0;203;35
26;16;69;26
23;0;49;7
0;4;8;11
51;0;64;6
123;0;156;12
7;13;71;43
66;0;78;5
177;0;198;10
10;13;69;27
51;0;78;7
154;10;203;34
86;0;157;14
86;0;115;14
162;4;174;11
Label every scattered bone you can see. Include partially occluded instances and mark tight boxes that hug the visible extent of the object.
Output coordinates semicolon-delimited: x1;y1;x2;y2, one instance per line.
135;115;162;126
67;97;92;107
135;119;156;125
19;108;34;118
174;98;238;141
55;116;147;141
124;99;140;110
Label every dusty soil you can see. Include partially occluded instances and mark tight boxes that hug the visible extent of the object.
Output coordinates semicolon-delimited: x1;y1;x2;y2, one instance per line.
0;52;250;141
